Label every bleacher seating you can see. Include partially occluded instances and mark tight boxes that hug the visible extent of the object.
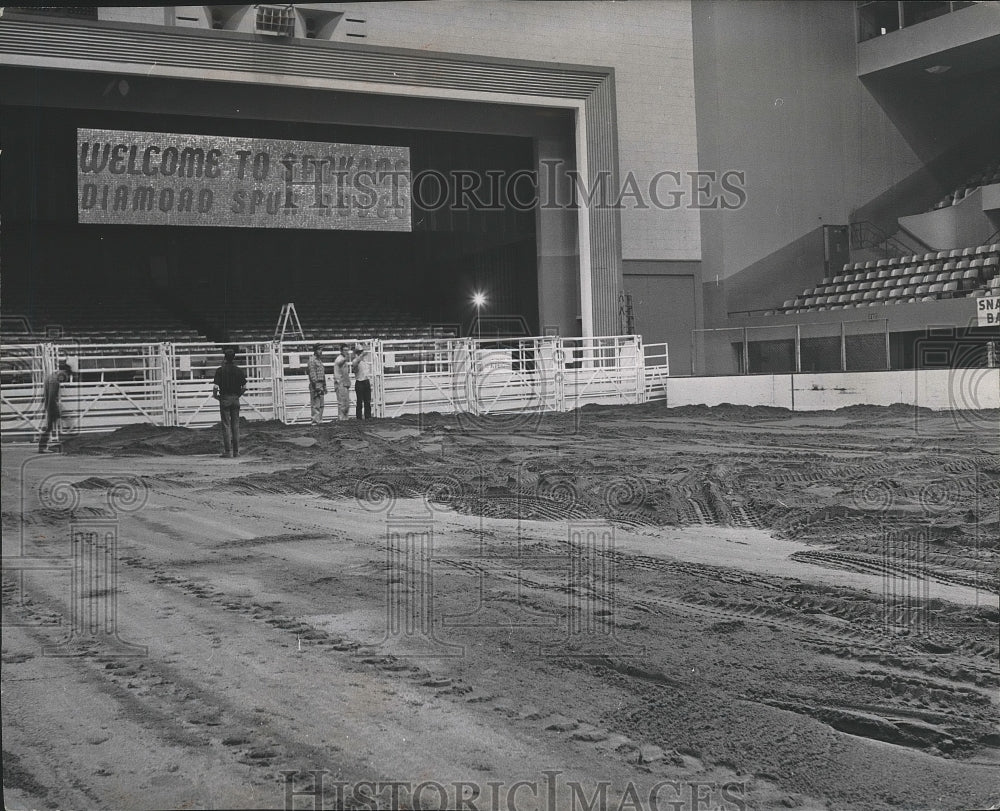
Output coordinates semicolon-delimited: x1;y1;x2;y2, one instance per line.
212;287;454;343
0;286;208;344
929;161;1000;210
1;281;457;345
773;242;1000;315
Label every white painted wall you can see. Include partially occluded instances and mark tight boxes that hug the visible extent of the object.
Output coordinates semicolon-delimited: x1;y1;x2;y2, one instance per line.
655;369;1000;412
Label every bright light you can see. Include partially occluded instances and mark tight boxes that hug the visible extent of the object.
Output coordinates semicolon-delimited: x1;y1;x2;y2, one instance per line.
472;292;487;308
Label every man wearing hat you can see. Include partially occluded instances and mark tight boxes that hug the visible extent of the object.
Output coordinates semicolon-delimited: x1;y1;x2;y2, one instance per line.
306;344;327;425
352;342;372;420
38;360;73;453
212;347;247;458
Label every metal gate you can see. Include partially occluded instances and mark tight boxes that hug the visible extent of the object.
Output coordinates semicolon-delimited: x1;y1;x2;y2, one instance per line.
0;343;46;440
171;342;277;428
51;342;169;433
561;335;645;409
2;335;656;440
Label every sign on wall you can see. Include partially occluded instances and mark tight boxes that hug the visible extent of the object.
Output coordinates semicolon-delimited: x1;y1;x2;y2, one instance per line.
77;128;411;231
977;294;999;326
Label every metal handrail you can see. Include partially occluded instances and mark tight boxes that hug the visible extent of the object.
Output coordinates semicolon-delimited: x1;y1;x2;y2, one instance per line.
849;220;919;258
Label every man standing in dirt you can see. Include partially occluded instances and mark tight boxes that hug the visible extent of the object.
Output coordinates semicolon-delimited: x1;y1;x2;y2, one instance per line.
38;361;73;453
333;344;352;420
307;344;327;425
212;347;247;458
352;342;372;420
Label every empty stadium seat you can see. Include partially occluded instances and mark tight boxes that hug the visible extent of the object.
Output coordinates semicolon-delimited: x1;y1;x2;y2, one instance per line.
960;269;980;290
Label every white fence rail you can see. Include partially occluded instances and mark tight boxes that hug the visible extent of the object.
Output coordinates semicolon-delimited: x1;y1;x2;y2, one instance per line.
1;335;653;441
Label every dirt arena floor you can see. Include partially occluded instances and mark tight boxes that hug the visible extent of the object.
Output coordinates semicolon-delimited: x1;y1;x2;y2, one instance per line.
2;403;998;811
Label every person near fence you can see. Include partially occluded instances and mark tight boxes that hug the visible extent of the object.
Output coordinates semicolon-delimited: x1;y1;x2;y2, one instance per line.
212;348;247;458
38;361;73;453
352;342;372;420
307;344;327;425
333;344;352;420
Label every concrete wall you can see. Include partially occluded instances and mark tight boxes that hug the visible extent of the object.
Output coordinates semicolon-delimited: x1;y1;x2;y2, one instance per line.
857;4;1000;76
656;369;1000;411
898;187;997;251
691;0;1000;325
333;1;701;264
665;375;794;409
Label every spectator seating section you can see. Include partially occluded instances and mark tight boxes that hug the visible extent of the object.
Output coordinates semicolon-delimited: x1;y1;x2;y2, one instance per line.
1;284;458;345
209;287;456;343
0;286;207;344
773;243;1000;315
929;160;1000;210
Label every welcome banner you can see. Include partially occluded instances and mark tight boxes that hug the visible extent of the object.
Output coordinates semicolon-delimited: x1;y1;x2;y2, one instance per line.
77;128;411;231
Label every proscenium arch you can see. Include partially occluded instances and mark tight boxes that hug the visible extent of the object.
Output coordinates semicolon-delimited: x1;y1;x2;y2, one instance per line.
0;14;623;337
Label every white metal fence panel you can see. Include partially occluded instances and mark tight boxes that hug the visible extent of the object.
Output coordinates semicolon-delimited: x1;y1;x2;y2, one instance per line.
0;343;46;440
171;342;276;428
643;342;670;402
279;339;358;424
469;337;560;415
562;336;644;409
1;335;655;441
52;342;168;433
380;338;470;419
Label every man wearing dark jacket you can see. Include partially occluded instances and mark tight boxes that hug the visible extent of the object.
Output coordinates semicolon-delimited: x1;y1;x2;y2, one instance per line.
212;348;247;458
38;361;73;453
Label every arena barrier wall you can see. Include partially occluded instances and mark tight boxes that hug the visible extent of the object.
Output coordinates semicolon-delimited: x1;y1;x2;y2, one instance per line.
660;369;1000;412
4;338;996;442
1;335;648;441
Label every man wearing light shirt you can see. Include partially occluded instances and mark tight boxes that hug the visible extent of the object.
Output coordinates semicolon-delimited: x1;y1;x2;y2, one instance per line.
332;344;352;420
352;342;372;420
